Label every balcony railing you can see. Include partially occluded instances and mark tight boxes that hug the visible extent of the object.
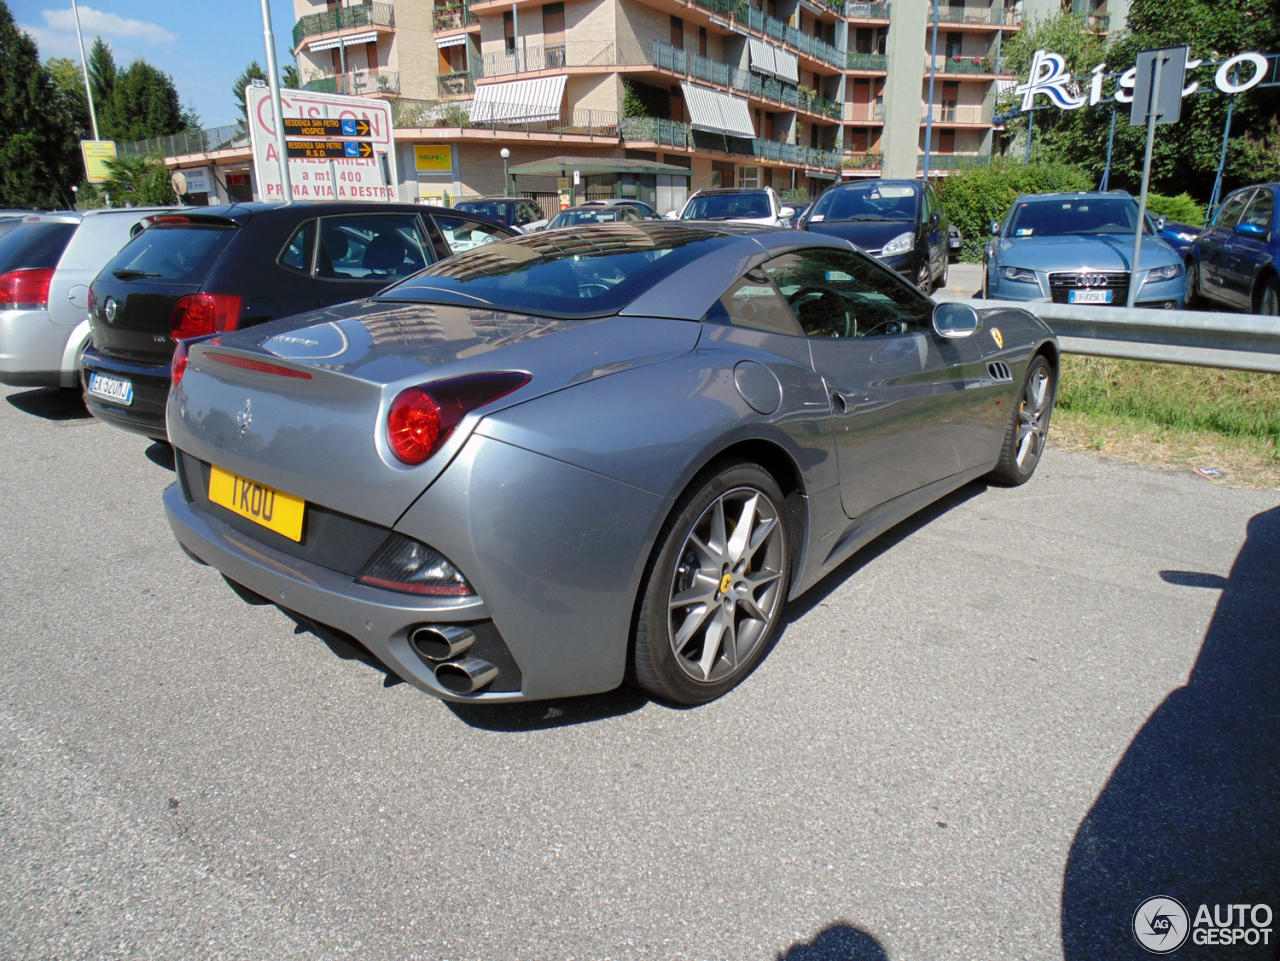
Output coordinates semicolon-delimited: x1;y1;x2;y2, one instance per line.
842;153;883;170
619;116;843;170
679;0;847;69
118;123;249;160
843;101;885;121
929;55;1000;75
478;40;842;118
393;98;620;137
292;2;395;48
433;6;478;30
302;70;399;95
921;102;989;124
845;51;887;70
438;71;475;97
929;5;1019;26
918;153;991;170
843;1;890;18
1084;13;1109;30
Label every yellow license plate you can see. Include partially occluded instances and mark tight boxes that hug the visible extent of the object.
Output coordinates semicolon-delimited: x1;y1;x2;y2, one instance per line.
207;466;306;542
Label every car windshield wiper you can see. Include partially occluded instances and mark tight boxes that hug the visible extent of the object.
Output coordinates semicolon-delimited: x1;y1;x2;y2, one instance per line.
112;269;162;280
832;215;892;221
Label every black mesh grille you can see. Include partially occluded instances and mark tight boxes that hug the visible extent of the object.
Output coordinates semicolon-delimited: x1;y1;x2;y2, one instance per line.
1048;270;1130;304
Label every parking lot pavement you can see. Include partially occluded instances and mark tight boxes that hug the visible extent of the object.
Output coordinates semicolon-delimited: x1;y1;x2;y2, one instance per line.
2;384;1277;961
937;262;983;300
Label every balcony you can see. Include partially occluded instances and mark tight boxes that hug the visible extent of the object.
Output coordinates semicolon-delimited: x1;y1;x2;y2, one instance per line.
292;2;395;49
393;98;619;136
477;40;843;119
619;116;843;170
921;102;989;124
434;5;478;31
845;51;887;70
929;5;1019;26
678;0;846;69
843;101;885;122
918;153;991;170
301;70;400;95
1084;13;1109;30
842;1;890;18
841;152;882;171
438;71;475;97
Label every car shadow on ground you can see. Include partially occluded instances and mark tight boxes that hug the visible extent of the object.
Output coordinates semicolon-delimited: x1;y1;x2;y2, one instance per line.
776;923;889;960
445;687;650;732
5;386;93;422
1060;505;1280;959
145;441;175;471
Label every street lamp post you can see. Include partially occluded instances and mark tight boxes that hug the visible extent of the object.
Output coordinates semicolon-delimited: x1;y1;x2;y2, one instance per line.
501;148;511;196
922;0;940;182
70;0;99;141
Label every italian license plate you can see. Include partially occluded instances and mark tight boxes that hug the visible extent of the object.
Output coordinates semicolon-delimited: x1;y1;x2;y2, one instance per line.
207;466;306;542
87;372;133;405
1069;289;1112;304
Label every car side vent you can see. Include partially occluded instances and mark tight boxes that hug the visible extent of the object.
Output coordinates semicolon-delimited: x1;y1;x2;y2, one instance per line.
987;362;1013;382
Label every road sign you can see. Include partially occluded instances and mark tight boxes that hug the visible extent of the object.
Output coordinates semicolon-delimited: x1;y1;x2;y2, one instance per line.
1130;46;1189;126
244;87;397;202
281;117;372;138
285;139;374;159
80;140;117;184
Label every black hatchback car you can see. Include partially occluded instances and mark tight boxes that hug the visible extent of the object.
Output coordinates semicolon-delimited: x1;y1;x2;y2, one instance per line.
796;179;950;292
82;202;512;439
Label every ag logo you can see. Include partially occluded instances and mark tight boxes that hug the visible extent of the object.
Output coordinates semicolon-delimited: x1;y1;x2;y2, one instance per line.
1134;896;1190;954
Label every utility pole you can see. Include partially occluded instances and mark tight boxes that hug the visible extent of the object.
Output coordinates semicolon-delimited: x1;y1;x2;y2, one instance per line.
260;0;294;203
922;0;940;181
70;0;100;140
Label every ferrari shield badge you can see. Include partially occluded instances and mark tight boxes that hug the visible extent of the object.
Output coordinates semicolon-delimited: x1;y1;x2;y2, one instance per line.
991;327;1004;349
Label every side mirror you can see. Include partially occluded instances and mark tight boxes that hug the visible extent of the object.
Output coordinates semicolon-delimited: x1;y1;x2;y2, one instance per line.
1154;215;1167;231
1235;222;1268;239
933;302;980;339
929;211;940;228
664;210;679;220
990;220;1001;236
779;205;796;219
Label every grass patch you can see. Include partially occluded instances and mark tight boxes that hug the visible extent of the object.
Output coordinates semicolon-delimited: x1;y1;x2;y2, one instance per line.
1051;356;1280;489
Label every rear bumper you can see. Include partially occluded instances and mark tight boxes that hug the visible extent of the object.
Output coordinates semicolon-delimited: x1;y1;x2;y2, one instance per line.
80;346;170;440
0;308;79;388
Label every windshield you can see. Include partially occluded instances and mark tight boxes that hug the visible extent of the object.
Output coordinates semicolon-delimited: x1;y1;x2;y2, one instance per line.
1006;198;1155;237
100;223;237;284
378;223;736;319
807;183;917;223
454;201;515;223
549;209;625;228
682;192;771;221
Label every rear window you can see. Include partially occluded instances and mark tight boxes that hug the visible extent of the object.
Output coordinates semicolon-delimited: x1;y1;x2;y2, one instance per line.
378;223;736;319
0;223;77;274
454;201;515;223
549;209;625;228
100;223;237;285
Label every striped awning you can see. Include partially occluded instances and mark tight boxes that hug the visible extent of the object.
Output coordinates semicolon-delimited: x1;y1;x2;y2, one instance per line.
436;34;467;49
309;31;378;52
680;82;755;138
471;76;566;123
774;48;799;83
748;38;776;76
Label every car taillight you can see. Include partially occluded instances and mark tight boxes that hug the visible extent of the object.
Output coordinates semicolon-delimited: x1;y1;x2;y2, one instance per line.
172;339;190;389
170;293;242;341
356;534;475;595
0;268;55;309
386;371;531;466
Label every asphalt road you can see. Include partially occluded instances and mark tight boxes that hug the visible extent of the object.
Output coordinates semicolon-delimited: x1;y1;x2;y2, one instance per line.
2;384;1277;961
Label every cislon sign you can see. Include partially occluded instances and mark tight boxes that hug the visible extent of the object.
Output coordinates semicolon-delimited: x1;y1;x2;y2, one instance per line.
1016;49;1271;111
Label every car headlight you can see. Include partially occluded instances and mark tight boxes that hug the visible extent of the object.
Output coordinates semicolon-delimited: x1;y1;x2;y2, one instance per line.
1144;263;1184;283
999;266;1038;284
880;232;915;257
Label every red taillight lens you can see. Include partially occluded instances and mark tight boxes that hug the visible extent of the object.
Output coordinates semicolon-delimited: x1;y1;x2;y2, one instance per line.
172;339;190;389
170;293;242;341
386;371;531;466
0;268;55;309
204;351;313;379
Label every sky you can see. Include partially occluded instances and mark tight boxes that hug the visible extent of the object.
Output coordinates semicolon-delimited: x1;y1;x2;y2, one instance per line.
12;0;302;131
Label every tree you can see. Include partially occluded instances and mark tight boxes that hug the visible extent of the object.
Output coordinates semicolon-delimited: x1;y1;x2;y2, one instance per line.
100;154;177;206
232;61;269;124
0;0;78;207
87;37;115;119
46;56;92;139
282;63;301;90
101;59;187;141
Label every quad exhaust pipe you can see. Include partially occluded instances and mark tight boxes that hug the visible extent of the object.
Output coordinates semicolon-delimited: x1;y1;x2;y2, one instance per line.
409;625;497;694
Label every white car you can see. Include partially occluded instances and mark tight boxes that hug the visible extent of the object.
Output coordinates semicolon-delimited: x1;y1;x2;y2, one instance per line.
669;187;794;227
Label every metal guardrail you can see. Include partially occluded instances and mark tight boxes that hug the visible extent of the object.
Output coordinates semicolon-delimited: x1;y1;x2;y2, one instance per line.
951;298;1280;374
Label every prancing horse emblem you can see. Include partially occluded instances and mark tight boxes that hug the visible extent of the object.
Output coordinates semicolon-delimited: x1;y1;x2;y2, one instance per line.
236;399;252;435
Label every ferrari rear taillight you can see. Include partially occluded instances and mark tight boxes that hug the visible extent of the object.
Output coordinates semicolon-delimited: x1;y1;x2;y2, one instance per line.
386;371;530;466
0;268;55;309
356;534;475;595
170;293;241;340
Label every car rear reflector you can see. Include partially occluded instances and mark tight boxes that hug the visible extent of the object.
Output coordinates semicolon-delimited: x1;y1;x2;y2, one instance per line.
0;268;55;309
203;351;313;379
356;534;475;595
170;293;242;340
386;371;531;466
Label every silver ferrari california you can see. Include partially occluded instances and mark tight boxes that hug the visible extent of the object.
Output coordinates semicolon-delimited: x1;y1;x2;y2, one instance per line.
164;222;1057;705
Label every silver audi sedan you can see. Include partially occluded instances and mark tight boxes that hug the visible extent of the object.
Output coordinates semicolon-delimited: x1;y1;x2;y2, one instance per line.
164;222;1057;705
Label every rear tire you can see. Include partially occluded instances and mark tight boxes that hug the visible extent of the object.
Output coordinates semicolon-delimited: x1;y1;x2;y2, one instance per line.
631;461;792;706
988;356;1056;487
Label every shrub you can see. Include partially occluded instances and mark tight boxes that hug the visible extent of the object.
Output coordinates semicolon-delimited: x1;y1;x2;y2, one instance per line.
622;80;669;120
1143;192;1206;226
935;159;1092;262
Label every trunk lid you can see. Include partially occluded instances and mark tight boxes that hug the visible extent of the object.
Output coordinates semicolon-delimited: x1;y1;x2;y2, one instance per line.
168;300;700;526
89;217;240;363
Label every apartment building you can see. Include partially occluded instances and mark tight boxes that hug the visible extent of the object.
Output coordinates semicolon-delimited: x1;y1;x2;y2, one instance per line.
271;0;1130;207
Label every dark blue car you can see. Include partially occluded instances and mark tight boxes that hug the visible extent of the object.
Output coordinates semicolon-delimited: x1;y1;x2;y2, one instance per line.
1187;183;1280;315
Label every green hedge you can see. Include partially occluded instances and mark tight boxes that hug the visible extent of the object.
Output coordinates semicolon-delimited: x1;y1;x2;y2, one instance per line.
935;159;1093;262
1142;192;1206;227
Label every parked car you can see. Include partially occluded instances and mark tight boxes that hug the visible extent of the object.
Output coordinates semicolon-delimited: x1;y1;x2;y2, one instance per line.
452;197;548;233
796;179;950;292
984;192;1186;309
546;205;648;229
1186;183;1279;315
672;187;794;228
948;222;963;260
578;199;663;219
1157;220;1202;257
162;222;1057;706
785;202;811;227
82;202;513;440
0;207;183;390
